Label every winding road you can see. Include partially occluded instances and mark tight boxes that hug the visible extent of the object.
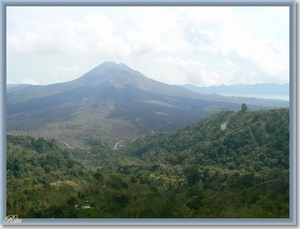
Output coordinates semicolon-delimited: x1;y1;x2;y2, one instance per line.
114;140;125;150
60;142;75;149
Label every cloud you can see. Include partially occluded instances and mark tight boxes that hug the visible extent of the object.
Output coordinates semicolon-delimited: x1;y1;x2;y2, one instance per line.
6;7;289;86
151;56;221;86
21;77;40;85
50;71;58;76
176;7;289;85
7;17;64;55
54;66;81;72
7;80;16;84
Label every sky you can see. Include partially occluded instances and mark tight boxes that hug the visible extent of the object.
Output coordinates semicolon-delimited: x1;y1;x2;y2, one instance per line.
6;6;289;87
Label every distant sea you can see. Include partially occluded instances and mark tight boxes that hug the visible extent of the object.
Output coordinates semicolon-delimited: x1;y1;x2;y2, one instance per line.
217;93;289;101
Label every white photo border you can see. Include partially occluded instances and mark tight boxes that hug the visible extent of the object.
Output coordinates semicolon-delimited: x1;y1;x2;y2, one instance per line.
0;0;297;226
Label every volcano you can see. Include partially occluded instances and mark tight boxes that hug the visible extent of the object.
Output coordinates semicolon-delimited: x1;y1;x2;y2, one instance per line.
6;61;288;148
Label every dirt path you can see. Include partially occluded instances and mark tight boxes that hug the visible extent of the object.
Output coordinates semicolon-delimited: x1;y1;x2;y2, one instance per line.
114;140;125;150
60;142;75;149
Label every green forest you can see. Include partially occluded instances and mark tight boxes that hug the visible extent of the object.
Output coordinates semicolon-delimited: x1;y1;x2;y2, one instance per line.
6;106;290;218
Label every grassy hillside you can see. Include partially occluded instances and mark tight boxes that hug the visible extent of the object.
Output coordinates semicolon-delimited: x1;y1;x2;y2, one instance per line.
6;107;289;218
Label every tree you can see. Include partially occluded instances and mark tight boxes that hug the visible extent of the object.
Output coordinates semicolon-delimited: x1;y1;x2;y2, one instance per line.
241;103;248;112
186;196;201;210
183;165;201;186
93;172;104;182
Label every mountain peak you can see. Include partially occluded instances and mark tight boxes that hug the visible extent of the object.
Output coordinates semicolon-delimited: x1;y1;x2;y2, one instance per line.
69;61;143;89
80;61;120;80
101;61;118;67
87;61;135;76
92;61;118;71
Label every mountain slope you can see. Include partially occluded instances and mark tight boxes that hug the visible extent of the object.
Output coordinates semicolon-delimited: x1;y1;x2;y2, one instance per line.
6;61;289;147
183;83;289;95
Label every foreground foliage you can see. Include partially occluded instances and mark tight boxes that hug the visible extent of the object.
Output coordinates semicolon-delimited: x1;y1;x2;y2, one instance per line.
6;108;289;218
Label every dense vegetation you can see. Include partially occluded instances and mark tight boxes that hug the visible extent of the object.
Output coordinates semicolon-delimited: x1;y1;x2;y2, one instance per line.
6;107;289;218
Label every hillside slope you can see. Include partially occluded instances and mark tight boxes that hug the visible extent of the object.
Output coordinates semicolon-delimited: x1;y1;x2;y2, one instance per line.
7;107;289;218
89;107;289;173
7;62;289;148
70;108;289;218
